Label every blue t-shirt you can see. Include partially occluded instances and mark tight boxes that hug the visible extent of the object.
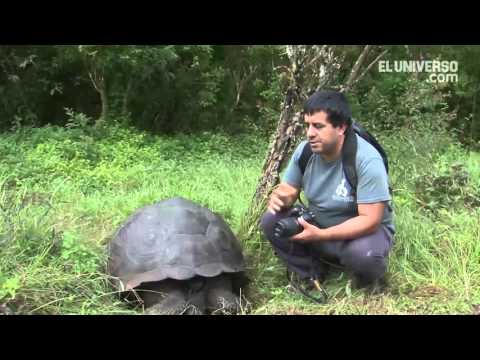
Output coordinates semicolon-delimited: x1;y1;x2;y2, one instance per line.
282;135;395;235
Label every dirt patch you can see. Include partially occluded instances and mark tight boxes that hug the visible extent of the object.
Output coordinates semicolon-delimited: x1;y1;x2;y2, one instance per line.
473;304;480;315
409;285;447;299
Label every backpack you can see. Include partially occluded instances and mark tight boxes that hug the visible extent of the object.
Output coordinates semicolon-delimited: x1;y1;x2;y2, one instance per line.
298;119;392;204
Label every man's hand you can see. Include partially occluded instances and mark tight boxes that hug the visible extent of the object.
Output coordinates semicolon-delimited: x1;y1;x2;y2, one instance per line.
289;217;328;242
268;183;300;214
290;202;387;242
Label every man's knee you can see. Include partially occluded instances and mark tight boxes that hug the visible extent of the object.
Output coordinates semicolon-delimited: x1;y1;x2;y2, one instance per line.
260;211;286;248
260;211;318;279
341;248;387;282
260;210;306;254
260;211;276;235
260;210;292;239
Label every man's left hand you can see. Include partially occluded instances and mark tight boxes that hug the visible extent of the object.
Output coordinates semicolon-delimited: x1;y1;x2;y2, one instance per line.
289;217;328;242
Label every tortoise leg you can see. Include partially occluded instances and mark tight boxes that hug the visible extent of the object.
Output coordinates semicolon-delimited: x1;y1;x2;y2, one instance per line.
141;280;188;315
183;276;207;315
205;274;241;315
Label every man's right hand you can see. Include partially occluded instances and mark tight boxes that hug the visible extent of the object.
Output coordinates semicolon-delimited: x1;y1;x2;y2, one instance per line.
268;182;300;214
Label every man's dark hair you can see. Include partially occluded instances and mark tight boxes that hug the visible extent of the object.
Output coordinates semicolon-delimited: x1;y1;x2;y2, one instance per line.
303;90;352;127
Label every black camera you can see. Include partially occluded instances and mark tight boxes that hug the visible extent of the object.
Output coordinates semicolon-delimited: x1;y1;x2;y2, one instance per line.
273;204;317;240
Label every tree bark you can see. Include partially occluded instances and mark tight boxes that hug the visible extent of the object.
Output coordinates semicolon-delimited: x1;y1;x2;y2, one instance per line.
122;79;134;117
251;88;304;206
341;45;372;93
99;81;108;120
88;67;108;121
240;87;304;237
471;84;479;149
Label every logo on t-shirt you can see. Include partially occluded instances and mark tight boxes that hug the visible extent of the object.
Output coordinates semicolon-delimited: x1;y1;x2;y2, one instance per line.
335;179;348;197
332;178;355;202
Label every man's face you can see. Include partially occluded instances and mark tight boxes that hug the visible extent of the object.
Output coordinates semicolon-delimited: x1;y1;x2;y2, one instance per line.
304;111;346;157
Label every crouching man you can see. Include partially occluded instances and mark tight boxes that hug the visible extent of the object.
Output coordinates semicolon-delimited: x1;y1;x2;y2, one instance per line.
260;90;395;295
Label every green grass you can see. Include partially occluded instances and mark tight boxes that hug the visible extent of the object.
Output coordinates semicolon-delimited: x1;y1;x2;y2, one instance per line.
0;124;479;315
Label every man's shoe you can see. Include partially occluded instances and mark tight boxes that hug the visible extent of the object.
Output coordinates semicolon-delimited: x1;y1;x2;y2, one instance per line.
352;275;388;294
287;270;329;303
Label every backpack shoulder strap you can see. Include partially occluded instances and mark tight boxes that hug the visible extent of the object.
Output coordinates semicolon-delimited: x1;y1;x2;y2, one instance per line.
349;121;394;212
352;121;389;174
342;125;358;195
299;142;313;175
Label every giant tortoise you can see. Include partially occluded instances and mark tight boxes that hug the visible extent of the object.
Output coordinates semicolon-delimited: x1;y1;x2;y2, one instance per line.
107;197;247;315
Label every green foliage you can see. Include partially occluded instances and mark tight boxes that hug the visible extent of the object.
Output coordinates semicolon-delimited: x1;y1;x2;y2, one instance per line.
0;275;20;301
1;45;480;143
65;107;92;129
0;125;269;313
352;76;454;133
414;156;480;214
258;70;289;134
0;45;288;134
1;120;479;314
60;231;100;274
2;44;480;314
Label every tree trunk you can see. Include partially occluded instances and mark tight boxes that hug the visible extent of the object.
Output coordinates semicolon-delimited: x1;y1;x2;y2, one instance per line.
241;87;304;235
88;67;108;122
341;45;372;92
99;81;108;120
234;66;258;109
471;84;479;149
122;79;134;117
252;88;304;204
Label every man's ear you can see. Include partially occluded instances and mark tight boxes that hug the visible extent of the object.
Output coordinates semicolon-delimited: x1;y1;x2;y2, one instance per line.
338;123;348;136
